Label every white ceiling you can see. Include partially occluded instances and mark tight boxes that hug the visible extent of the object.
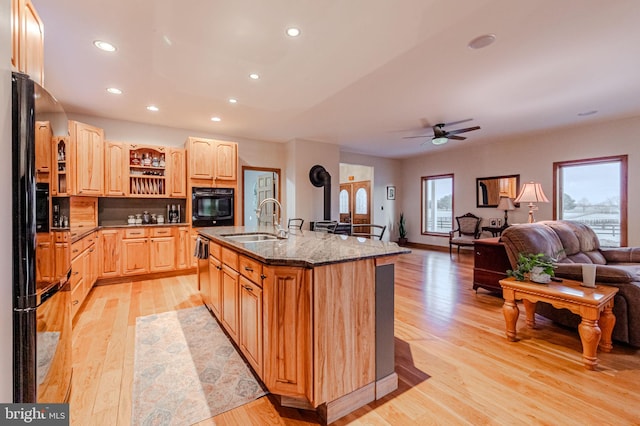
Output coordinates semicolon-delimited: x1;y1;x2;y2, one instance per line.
33;0;640;159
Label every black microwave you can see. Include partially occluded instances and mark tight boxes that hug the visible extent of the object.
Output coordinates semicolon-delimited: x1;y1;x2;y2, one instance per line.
191;187;234;227
36;183;49;233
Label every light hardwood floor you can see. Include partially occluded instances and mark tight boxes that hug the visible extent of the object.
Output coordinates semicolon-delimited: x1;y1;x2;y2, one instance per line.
70;248;640;425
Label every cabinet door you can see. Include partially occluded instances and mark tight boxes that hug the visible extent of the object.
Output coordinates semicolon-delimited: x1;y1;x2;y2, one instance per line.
168;148;186;197
35;233;53;283
176;227;190;269
99;229;121;278
187;138;214;179
209;255;222;318
190;233;199;268
150;236;176;272
35;121;51;174
86;242;97;291
104;141;127;196
214;141;237;181
70;251;85;319
121;238;149;275
221;264;239;343
72;121;104;196
22;0;44;86
263;266;311;399
239;276;263;378
11;0;22;70
52;137;69;195
54;241;70;280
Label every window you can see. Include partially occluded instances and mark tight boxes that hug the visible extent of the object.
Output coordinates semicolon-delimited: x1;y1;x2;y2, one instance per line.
421;174;454;235
554;155;627;247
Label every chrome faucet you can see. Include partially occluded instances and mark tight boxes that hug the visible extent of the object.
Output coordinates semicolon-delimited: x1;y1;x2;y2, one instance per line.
256;198;287;238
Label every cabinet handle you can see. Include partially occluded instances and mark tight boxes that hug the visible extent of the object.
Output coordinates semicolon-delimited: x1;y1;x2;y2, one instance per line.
72;249;79;254
243;285;253;292
130;232;142;235
244;266;253;272
260;274;266;280
72;300;79;305
73;271;79;276
89;248;94;252
476;252;481;255
216;266;222;270
78;225;84;228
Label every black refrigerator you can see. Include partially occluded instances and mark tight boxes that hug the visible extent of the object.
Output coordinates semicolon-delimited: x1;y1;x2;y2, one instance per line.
12;72;72;403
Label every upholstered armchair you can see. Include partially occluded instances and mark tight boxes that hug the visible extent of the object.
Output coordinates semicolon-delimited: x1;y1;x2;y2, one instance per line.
449;213;482;256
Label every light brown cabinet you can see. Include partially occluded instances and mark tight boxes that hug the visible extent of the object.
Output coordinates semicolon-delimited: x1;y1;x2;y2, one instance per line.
186;137;238;182
99;229;121;278
70;121;104;196
168;148;186;197
262;265;311;400
35;121;51;175
221;264;240;342
121;228;149;276
70;231;97;319
104;141;128;197
149;228;175;272
208;254;223;318
128;144;167;197
36;233;53;283
239;275;263;377
53;231;70;280
12;0;44;86
176;226;191;270
69;197;97;240
52;137;69;195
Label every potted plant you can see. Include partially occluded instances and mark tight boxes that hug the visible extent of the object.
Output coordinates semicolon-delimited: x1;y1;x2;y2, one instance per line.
398;213;408;246
507;252;555;283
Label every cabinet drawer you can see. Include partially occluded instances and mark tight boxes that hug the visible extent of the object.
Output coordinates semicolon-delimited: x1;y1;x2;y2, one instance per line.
71;239;84;259
221;247;238;270
209;241;222;260
124;228;148;239
54;231;69;243
151;227;173;237
239;255;262;287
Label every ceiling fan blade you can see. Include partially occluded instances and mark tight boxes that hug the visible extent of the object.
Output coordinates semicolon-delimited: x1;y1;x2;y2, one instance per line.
446;125;481;136
442;118;473;128
448;135;466;140
403;134;433;139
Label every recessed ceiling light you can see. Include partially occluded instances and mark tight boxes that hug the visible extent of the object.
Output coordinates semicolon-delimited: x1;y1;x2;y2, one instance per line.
468;34;496;50
93;40;117;52
577;110;598;117
146;105;159;112
211;117;221;122
249;73;260;80
286;27;301;37
106;87;122;95
228;98;237;104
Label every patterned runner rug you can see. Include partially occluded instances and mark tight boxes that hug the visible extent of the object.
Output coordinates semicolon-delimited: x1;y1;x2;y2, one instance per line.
132;305;267;425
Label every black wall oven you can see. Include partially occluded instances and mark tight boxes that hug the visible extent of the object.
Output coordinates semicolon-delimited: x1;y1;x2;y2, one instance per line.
191;187;234;227
36;182;49;233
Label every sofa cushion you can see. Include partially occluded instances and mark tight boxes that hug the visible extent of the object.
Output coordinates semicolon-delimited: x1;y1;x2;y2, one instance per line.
500;223;566;267
543;220;601;254
553;263;637;283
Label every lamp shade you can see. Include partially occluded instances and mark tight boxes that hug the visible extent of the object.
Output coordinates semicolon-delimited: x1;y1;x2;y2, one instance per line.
497;197;516;211
514;182;549;203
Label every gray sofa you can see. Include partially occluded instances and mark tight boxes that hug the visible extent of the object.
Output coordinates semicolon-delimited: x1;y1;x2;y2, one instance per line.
500;220;640;347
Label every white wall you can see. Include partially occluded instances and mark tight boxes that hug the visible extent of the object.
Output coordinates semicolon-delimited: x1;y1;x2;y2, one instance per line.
340;152;403;240
401;115;640;247
1;0;14;401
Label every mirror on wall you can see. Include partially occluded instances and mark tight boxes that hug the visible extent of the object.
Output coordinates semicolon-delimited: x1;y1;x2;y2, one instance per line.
476;174;520;208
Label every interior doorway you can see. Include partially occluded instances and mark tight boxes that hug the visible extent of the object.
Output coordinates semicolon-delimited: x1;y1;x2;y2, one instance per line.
339;163;374;225
242;167;281;227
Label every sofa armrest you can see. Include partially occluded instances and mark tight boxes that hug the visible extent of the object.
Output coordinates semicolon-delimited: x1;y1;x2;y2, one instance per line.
600;247;640;263
553;263;634;283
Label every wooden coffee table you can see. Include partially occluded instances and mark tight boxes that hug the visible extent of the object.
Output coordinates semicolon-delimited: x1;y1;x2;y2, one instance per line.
499;277;618;370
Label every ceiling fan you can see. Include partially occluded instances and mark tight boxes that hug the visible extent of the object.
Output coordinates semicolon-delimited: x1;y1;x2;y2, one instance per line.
404;119;481;145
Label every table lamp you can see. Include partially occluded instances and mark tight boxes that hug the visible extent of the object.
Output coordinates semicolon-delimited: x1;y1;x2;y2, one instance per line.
496;197;516;226
514;182;549;223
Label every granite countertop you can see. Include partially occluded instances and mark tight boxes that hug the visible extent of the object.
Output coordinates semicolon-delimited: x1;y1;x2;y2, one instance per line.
100;222;189;228
197;226;411;268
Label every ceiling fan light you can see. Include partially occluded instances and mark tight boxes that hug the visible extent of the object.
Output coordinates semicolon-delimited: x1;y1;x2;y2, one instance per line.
432;137;448;145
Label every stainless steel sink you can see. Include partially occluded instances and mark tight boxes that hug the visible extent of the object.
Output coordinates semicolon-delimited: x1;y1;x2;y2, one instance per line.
223;233;279;243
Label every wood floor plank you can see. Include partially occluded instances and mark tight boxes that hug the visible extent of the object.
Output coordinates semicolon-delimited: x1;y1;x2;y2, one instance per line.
69;248;640;426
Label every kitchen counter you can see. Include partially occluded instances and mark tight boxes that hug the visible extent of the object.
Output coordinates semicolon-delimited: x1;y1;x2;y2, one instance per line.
69;222;190;243
197;225;410;267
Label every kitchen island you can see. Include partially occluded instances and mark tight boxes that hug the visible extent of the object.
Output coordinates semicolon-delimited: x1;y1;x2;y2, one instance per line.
196;226;410;424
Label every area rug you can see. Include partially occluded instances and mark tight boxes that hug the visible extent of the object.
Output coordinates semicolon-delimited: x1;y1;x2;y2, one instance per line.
132;305;267;425
37;331;60;385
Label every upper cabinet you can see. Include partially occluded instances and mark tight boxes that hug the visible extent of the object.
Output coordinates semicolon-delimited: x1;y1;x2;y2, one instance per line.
69;121;104;196
128;144;167;197
168;148;186;197
52;136;69;195
35;121;52;175
104;141;128;197
12;0;45;87
186;137;237;183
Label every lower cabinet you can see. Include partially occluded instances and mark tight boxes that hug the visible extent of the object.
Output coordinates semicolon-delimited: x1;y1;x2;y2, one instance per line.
150;227;175;272
221;264;239;342
36;233;53;283
208;250;223;318
122;228;149;276
99;229;121;278
70;231;98;319
176;226;191;269
239;276;263;377
53;231;70;280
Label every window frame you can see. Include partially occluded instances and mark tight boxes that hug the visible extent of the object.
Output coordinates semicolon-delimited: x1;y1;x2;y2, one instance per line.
421;173;454;236
553;155;628;247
